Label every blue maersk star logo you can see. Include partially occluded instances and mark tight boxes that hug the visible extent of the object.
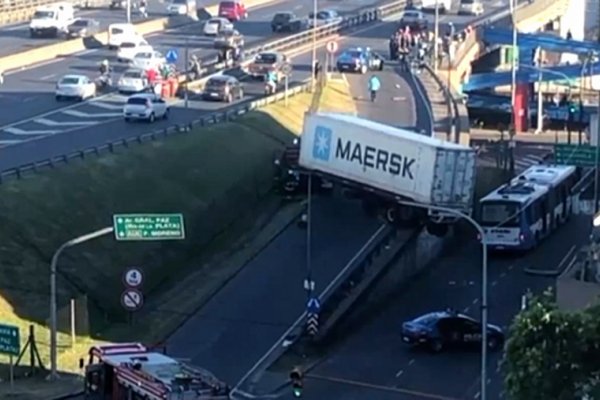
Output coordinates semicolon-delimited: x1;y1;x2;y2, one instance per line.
312;125;332;161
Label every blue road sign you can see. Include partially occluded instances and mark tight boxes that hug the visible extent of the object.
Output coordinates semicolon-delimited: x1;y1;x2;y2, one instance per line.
306;313;319;336
307;297;320;313
166;49;178;64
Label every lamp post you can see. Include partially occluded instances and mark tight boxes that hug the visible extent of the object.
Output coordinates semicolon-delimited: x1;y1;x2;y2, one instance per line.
49;227;114;380
433;0;440;73
311;0;318;91
394;199;488;400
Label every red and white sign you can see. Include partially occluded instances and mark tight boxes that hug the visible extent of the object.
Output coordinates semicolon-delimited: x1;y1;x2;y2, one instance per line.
326;41;338;54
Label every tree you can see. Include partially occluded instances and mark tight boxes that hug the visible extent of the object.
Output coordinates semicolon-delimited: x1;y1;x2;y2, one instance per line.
503;290;590;400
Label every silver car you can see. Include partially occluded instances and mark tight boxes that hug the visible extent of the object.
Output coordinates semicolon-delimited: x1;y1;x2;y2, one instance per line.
118;68;149;94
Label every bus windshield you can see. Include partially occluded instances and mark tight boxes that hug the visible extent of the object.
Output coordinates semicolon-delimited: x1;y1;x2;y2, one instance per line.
480;201;521;227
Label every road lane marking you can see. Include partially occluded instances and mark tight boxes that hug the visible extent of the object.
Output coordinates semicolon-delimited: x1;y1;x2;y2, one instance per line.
307;373;461;400
491;280;498;287
62;110;122;118
395;369;404;378
463;306;470;313
473;392;481;399
408;359;415;366
40;74;56;81
500;272;506;278
556;244;576;272
508;265;514;270
3;127;59;135
34;118;99;126
472;298;479;305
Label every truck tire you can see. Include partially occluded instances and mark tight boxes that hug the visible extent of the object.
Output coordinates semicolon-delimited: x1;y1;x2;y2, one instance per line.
426;222;449;237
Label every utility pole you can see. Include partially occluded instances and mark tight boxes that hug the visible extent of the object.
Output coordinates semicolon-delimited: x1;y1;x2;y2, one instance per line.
184;38;189;109
433;1;439;73
126;0;131;23
508;0;518;178
310;0;318;91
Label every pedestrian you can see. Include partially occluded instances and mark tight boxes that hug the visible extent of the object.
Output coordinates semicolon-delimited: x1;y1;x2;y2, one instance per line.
313;60;321;80
0;70;4;85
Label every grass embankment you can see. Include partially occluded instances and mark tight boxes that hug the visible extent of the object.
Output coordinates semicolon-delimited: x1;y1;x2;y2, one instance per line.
0;79;356;397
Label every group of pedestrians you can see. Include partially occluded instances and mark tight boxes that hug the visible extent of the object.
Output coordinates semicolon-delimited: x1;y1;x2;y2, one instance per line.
389;26;432;71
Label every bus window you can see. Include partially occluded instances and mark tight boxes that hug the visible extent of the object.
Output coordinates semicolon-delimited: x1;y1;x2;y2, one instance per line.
480;201;520;227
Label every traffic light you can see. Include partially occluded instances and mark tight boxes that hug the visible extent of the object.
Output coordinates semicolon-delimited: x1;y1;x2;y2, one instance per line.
290;367;304;397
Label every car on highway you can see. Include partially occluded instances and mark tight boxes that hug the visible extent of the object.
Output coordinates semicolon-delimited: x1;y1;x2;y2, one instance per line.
271;12;304;33
118;68;149;94
110;0;126;9
421;0;451;13
123;93;169;123
202;75;244;103
307;9;342;28
246;52;290;78
336;47;383;74
117;37;152;63
459;0;484;15
108;23;139;49
29;2;75;38
213;29;244;49
166;0;197;15
203;17;234;36
55;74;97;101
218;0;248;21
399;9;427;31
132;50;167;70
67;18;100;38
401;310;505;353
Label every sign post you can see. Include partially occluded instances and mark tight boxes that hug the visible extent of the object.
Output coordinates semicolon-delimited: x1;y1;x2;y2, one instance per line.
122;267;144;324
326;40;338;75
305;297;320;337
0;323;20;390
281;63;293;106
165;49;178;65
113;214;186;241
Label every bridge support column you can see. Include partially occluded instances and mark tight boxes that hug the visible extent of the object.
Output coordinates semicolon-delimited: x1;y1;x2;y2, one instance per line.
514;83;529;133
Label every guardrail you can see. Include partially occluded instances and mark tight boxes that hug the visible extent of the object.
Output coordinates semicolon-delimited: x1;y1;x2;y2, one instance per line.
0;0;110;25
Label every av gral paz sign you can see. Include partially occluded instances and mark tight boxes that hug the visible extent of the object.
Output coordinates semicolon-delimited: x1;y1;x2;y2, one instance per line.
310;125;416;180
113;214;186;241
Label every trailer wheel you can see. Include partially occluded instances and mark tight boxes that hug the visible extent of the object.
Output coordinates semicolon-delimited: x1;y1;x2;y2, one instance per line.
393;206;422;228
426;222;449;237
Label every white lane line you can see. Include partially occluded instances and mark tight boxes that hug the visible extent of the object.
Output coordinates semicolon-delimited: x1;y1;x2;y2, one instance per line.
34;118;99;126
500;272;507;278
0;140;25;145
62;110;122;118
491;280;498;287
3;127;60;135
395;370;404;378
463;306;470;313
474;392;481;399
556;244;576;272
40;74;56;81
88;101;125;110
472;298;479;305
408;359;415;366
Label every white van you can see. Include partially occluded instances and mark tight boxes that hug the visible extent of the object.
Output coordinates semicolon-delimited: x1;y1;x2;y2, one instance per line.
420;0;452;13
108;23;139;49
29;2;75;38
459;0;484;15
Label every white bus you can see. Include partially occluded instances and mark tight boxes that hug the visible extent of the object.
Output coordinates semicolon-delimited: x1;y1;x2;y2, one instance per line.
479;165;579;251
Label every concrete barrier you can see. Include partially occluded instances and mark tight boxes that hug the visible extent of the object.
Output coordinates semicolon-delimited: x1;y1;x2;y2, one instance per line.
0;0;281;73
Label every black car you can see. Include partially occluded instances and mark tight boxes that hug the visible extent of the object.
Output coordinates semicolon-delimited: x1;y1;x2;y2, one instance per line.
401;310;505;352
202;75;244;103
67;18;100;38
271;12;304;32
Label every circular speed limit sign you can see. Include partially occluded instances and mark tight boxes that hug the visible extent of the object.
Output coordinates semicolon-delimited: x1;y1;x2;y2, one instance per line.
123;267;143;288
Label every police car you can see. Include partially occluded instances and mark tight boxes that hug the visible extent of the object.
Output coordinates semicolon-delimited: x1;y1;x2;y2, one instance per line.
335;47;383;74
401;310;504;353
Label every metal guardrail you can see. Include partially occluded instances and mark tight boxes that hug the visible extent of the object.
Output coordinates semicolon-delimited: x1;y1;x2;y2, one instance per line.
0;0;110;25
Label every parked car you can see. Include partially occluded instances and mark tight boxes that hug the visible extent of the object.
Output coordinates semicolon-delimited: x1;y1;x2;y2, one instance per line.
271;12;304;32
55;74;96;101
123;93;169;122
401;310;505;353
213;29;244;49
202;75;244;102
131;50;166;70
218;0;248;21
118;68;149;94
117;37;151;63
203;17;234;36
67;18;100;38
246;52;290;78
307;9;342;28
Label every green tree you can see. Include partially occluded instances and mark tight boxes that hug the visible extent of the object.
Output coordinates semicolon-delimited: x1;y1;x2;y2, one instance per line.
503;291;589;400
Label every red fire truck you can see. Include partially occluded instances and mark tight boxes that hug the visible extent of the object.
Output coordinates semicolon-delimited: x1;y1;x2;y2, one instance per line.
84;343;230;400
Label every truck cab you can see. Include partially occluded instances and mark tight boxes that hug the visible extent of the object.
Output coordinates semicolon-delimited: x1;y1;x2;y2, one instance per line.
29;2;74;37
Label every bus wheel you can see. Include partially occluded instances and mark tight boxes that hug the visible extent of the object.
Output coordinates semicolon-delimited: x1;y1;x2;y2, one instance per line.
426;222;448;237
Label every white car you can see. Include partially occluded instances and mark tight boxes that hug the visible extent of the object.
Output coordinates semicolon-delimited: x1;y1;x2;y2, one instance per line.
123;93;169;123
131;51;166;70
118;68;149;93
55;74;96;101
166;0;196;15
203;17;233;36
117;37;151;63
459;0;484;15
307;10;342;28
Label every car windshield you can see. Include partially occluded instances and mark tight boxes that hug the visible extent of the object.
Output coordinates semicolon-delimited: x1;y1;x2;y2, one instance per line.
207;79;227;88
127;97;149;105
254;53;277;64
72;20;89;26
121;42;136;48
404;11;419;18
273;13;291;21
343;50;362;59
208;19;221;26
111;27;124;34
123;71;142;78
33;10;55;19
480;201;520;227
220;29;235;37
461;0;475;4
220;1;235;8
59;77;80;85
172;0;187;4
309;11;331;19
135;52;152;59
413;314;440;327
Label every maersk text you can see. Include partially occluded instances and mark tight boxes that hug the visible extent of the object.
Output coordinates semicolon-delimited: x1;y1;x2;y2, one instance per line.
335;138;415;179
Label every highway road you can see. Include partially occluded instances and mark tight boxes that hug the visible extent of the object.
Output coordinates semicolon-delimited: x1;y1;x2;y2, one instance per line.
302;214;590;400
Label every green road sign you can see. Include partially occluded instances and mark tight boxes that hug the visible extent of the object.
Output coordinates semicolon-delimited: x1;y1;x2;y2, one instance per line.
0;323;20;356
113;214;185;241
554;144;598;167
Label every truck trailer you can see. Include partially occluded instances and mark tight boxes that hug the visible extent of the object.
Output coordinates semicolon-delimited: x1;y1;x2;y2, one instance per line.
298;112;476;235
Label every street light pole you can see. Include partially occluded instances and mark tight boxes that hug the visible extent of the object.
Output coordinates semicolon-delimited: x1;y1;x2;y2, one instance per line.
126;0;131;24
509;0;518;174
433;1;439;73
306;174;313;299
394;199;488;400
49;226;114;380
310;0;318;91
535;47;543;134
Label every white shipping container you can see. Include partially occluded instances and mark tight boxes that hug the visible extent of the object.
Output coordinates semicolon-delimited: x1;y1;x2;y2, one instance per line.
299;113;476;210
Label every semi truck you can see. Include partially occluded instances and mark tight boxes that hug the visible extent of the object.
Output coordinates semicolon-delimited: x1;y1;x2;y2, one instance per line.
295;112;476;236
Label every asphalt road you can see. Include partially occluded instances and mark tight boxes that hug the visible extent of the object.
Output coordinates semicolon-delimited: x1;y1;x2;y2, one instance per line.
303;211;590;400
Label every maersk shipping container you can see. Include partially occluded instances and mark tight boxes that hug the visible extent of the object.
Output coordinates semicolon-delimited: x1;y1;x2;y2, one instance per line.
299;112;477;211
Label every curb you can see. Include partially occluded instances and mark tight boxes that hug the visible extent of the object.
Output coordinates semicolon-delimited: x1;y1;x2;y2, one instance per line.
524;267;561;277
51;391;84;400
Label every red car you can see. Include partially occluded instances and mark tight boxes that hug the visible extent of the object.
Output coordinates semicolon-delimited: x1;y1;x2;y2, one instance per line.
218;0;248;21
